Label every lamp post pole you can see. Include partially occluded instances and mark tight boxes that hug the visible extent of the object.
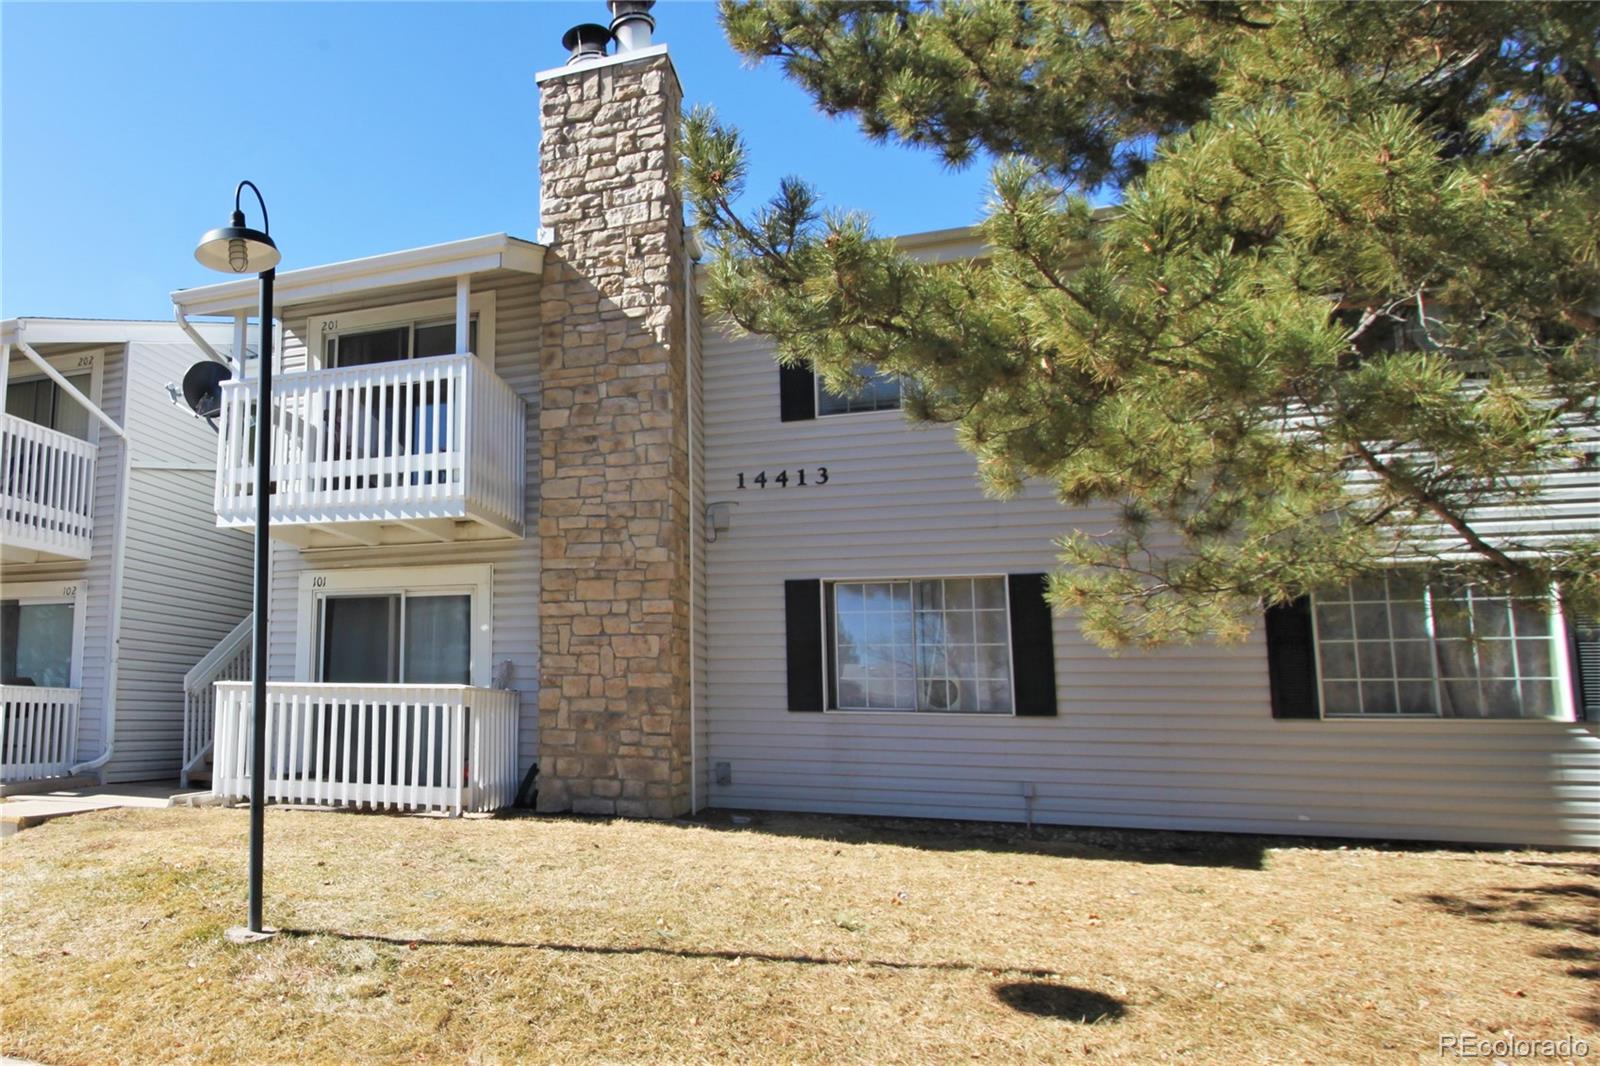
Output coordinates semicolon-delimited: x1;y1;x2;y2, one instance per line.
247;264;274;935
194;180;281;943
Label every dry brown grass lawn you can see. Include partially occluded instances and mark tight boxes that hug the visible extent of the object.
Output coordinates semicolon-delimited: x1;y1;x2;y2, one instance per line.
0;806;1594;1064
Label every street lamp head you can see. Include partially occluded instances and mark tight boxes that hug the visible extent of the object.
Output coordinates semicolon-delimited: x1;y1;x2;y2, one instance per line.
195;210;279;274
195;181;280;275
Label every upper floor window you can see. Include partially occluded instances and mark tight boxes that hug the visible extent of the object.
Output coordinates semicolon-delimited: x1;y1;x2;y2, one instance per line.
1312;575;1569;719
5;373;91;440
325;316;478;368
818;364;901;416
779;361;901;422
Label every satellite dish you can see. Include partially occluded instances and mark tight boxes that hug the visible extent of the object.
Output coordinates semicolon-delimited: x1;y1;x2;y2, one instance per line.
181;361;233;419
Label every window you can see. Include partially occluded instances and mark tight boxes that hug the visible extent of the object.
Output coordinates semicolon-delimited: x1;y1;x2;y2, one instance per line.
1;598;76;688
5;373;92;440
1312;575;1569;719
318;592;472;685
325;316;478;367
828;577;1013;713
818;364;901;416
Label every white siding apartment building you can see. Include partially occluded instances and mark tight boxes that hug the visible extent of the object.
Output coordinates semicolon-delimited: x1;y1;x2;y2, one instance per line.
1;318;252;788
149;7;1597;847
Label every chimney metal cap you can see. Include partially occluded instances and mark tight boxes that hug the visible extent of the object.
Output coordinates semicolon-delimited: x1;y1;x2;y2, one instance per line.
608;1;656;52
608;0;656;22
562;23;613;64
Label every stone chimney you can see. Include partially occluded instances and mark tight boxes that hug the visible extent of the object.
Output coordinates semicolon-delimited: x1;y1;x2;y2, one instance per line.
535;17;691;817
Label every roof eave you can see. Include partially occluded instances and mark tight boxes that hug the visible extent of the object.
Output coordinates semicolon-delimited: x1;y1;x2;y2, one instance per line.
170;233;545;317
3;317;235;346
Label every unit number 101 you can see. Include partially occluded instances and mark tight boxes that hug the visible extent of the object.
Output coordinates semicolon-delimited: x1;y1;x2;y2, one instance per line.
737;467;829;490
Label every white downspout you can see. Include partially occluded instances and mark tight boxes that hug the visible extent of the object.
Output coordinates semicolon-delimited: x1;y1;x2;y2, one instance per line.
686;237;701;814
12;339;135;783
69;439;132;782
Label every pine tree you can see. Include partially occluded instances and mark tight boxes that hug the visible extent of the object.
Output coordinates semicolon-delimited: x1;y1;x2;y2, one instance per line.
683;1;1600;647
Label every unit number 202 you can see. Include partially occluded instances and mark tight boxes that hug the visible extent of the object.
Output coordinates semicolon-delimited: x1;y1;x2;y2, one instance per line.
737;467;829;490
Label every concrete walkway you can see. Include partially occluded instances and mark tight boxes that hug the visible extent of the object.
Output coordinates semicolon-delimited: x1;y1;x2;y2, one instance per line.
0;783;202;837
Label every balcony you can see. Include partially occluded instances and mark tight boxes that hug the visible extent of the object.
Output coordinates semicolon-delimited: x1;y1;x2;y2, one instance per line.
215;353;525;548
211;682;520;814
0;414;96;563
1;686;81;783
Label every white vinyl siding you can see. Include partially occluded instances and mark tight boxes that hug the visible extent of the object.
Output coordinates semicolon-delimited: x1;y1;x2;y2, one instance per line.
262;271;542;771
699;318;1600;848
109;340;254;783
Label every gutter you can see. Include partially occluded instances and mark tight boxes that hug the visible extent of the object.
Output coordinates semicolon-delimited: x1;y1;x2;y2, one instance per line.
10;339;132;784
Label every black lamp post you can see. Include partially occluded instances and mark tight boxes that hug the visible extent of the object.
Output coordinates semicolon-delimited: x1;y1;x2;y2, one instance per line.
195;180;279;941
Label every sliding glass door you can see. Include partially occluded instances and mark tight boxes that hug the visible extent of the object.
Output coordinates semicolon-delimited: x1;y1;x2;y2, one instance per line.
318;593;470;684
1;599;76;688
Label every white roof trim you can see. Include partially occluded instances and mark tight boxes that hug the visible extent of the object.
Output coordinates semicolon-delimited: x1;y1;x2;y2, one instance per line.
2;318;235;346
535;43;671;85
170;233;545;317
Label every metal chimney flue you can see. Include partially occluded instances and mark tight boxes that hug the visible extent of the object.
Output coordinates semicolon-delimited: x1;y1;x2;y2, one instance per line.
562;23;613;65
608;0;656;53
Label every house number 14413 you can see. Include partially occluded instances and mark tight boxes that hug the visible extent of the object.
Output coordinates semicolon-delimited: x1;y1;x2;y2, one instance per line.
736;467;829;490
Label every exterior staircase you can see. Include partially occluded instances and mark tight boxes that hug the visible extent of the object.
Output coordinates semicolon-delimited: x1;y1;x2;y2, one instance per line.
181;614;252;788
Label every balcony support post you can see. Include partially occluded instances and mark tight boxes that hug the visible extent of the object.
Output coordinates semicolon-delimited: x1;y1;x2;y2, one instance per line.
234;313;250;382
456;276;470;354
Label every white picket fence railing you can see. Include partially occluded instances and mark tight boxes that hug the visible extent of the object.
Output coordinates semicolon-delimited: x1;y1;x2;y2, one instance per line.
214;352;524;536
180;614;253;787
0;413;96;561
1;686;81;783
212;682;519;814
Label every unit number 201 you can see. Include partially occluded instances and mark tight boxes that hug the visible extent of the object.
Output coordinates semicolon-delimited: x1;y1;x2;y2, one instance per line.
737;467;829;490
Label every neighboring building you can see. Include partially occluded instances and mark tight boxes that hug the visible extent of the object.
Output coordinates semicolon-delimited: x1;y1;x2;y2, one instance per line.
167;5;1597;844
1;318;252;788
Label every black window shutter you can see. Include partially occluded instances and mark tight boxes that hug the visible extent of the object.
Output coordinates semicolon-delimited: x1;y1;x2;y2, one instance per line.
1008;573;1058;717
1265;597;1320;719
785;579;824;711
1569;608;1600;723
779;363;816;422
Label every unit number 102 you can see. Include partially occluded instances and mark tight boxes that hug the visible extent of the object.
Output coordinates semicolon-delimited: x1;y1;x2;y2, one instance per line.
737;467;829;490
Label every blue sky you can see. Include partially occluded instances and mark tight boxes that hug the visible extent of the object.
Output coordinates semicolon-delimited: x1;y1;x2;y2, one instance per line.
1;1;998;320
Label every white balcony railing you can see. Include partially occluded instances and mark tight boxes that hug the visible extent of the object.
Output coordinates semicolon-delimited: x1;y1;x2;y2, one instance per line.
212;682;520;814
214;353;524;542
1;686;81;783
0;414;96;562
180;614;252;787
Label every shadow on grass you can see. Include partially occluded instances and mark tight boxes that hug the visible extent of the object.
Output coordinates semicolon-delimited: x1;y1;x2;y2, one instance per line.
280;926;1062;979
497;807;1583;873
496;809;1275;871
1420;884;1600;938
1418;881;1598;1027
993;981;1125;1023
